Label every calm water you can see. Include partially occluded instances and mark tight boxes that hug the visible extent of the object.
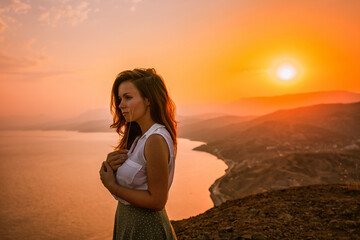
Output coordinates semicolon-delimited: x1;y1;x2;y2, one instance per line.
0;130;226;240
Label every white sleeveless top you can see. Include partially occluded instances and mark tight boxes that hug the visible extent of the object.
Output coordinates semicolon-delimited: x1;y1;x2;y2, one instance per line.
112;123;176;205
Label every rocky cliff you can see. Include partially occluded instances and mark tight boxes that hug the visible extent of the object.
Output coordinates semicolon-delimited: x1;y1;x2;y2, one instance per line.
171;184;360;240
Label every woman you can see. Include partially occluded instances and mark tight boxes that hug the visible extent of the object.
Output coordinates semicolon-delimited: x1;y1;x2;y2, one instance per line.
99;68;177;239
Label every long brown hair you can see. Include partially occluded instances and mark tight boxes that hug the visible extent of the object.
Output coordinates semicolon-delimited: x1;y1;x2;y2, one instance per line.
110;68;177;152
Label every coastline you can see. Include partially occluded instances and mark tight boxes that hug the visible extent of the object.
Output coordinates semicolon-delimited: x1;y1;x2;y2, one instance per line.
163;137;229;220
192;140;360;208
192;143;236;207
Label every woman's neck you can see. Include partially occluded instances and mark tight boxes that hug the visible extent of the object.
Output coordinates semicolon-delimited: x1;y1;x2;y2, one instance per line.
137;116;155;136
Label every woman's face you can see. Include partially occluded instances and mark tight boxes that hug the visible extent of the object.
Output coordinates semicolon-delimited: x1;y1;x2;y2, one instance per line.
118;81;150;123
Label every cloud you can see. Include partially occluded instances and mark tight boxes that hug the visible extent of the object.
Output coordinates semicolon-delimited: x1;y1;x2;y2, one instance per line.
0;18;7;33
0;69;74;81
39;1;93;27
0;51;37;72
0;51;74;81
23;38;37;50
0;0;31;37
130;0;143;12
0;0;31;14
0;49;75;81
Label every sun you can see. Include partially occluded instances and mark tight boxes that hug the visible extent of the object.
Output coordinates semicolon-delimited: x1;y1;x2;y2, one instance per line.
276;63;297;80
268;57;304;85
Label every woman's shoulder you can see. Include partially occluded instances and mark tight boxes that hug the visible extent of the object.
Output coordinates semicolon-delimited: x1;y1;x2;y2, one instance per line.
145;134;168;148
145;126;175;161
141;123;173;150
137;123;172;149
151;125;172;141
144;123;167;136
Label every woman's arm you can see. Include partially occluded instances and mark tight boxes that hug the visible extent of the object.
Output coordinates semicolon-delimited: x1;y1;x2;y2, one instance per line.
100;134;169;211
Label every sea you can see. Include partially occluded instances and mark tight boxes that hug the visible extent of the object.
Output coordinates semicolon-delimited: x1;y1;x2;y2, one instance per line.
0;130;226;240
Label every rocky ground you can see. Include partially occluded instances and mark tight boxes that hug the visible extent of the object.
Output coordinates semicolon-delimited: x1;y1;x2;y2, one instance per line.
171;184;360;240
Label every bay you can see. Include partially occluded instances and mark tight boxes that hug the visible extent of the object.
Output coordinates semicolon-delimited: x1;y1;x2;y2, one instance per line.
0;130;226;239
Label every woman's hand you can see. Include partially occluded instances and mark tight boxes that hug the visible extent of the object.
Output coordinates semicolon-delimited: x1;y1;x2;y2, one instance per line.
106;149;128;172
99;161;116;189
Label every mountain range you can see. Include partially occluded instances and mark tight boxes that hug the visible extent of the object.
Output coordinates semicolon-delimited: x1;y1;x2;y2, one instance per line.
179;101;360;205
177;90;360;116
1;90;359;131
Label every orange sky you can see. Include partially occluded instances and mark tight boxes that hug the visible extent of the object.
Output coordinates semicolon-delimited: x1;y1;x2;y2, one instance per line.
0;0;359;119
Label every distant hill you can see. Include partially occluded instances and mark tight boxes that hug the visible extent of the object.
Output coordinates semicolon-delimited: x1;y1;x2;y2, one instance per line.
0;108;114;132
178;90;360;116
179;101;360;205
171;184;360;240
178;115;257;140
179;101;360;142
1;90;359;132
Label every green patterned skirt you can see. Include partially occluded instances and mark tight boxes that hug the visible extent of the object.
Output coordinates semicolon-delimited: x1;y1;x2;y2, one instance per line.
113;201;177;240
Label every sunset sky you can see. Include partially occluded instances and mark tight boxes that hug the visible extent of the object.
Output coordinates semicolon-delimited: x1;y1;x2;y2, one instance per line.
0;0;359;119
